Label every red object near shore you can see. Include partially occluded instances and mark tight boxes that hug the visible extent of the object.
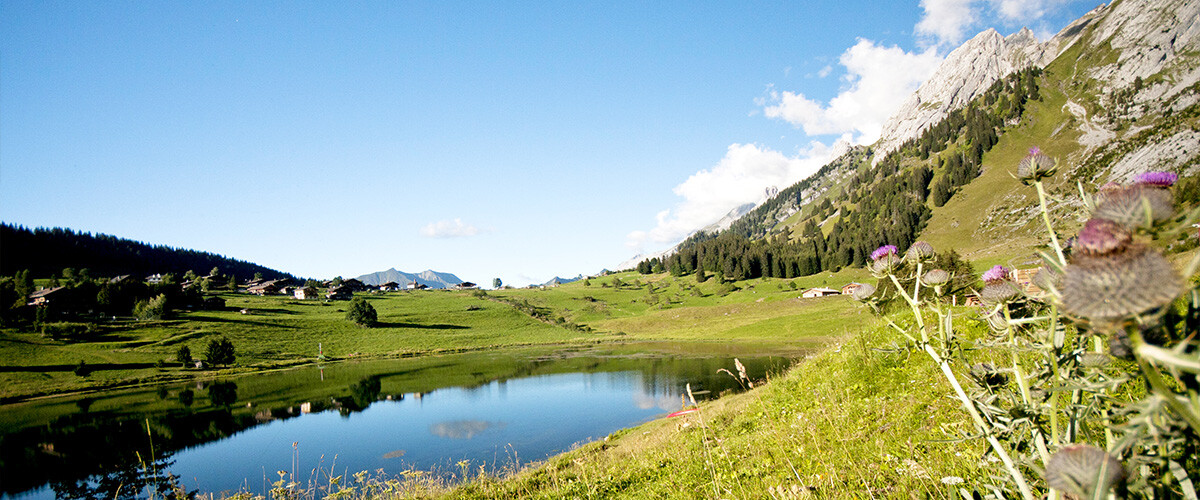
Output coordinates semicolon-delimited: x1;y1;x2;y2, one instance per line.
667;408;699;418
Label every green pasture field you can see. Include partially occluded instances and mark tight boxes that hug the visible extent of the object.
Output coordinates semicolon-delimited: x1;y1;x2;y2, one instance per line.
0;270;864;401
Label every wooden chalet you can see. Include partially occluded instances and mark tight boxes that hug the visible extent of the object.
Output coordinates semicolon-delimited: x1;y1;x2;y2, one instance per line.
326;285;353;301
801;287;841;298
378;282;400;292
28;287;67;306
295;286;319;300
454;282;478;290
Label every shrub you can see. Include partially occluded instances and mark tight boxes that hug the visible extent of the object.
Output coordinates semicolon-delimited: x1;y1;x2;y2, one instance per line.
205;337;235;367
134;294;169;321
175;345;192;367
346;297;378;327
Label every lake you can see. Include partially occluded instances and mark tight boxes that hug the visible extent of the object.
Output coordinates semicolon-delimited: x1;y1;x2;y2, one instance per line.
0;342;809;499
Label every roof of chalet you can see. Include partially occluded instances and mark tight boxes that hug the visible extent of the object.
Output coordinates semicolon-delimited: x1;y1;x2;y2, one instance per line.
802;287;841;294
30;287;67;299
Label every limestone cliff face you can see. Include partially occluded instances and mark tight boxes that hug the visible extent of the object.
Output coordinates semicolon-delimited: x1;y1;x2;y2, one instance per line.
875;0;1199;165
872;27;1069;161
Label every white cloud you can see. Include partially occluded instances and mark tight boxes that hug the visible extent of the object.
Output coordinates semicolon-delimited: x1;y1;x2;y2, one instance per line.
916;0;1080;47
816;65;833;78
420;218;480;238
761;39;942;144
916;0;981;47
625;140;847;252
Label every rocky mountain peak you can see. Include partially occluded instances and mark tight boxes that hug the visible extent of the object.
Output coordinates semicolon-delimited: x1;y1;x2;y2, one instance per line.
873;27;1057;161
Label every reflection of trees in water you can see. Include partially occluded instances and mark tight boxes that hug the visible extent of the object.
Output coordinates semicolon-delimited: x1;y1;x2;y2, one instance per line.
51;456;195;500
0;386;259;499
207;382;237;407
335;377;382;416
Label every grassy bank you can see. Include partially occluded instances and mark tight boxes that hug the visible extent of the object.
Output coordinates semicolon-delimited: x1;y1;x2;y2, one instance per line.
0;270;866;401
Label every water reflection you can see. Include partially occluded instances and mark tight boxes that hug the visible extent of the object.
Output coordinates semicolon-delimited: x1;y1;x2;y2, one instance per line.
0;342;809;500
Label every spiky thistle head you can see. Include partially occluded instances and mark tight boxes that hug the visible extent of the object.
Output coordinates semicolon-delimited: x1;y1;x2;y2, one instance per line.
905;241;935;263
1075;218;1132;256
1092;184;1175;229
1045;444;1126;499
1060;244;1182;323
921;269;950;286
1017;146;1057;184
850;282;877;301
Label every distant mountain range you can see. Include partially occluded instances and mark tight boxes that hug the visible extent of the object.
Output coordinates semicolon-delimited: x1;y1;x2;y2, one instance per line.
355;268;464;289
542;275;584;287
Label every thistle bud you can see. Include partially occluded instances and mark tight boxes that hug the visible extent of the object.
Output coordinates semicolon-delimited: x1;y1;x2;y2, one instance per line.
1061;244;1182;323
1016;146;1057;184
905;241;935;262
1075;218;1132;256
850;283;876;301
1046;444;1126;499
921;269;950;286
1092;184;1174;229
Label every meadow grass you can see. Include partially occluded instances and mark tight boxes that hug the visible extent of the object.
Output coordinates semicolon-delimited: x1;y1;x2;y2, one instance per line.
200;317;985;500
0;271;866;401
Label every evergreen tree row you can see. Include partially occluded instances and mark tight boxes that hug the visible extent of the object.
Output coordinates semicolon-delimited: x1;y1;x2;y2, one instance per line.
1;223;297;281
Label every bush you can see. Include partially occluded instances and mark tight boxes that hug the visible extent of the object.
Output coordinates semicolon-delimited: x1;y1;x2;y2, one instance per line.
42;322;98;338
73;360;90;377
346;297;378;327
134;294;169;321
175;345;192;367
205;337;235;367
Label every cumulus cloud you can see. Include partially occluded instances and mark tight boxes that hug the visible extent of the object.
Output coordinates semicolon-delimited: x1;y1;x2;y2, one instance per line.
625;140;847;252
420;218;481;238
761;39;942;144
916;0;1080;47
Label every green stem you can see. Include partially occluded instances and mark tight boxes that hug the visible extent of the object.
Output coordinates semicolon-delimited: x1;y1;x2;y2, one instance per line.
1035;181;1067;266
926;343;1034;500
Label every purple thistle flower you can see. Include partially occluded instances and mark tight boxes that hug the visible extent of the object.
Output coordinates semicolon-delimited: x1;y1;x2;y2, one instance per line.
1076;218;1132;255
1017;146;1057;183
982;265;1010;284
1028;146;1041;155
1133;171;1177;188
870;245;898;261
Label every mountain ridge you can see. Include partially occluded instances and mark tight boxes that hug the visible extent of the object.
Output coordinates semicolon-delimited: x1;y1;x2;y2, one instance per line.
355;268;464;289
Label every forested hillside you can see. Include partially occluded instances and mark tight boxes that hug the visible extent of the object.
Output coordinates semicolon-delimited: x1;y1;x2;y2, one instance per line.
1;224;296;281
637;68;1044;279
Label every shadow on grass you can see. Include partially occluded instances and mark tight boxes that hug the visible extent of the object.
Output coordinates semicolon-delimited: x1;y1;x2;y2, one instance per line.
186;315;299;329
0;362;159;372
376;322;469;330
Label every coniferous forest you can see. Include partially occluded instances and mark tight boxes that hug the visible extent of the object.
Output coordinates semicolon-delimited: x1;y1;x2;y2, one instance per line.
0;223;296;282
636;68;1042;281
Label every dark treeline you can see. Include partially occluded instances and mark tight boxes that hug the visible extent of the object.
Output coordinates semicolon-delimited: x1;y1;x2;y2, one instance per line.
1;223;296;281
637;68;1042;280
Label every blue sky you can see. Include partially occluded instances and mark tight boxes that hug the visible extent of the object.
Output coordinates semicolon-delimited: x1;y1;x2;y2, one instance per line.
1;1;1096;286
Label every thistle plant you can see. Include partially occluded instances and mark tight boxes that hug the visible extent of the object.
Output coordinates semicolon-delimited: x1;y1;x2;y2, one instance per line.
854;146;1200;499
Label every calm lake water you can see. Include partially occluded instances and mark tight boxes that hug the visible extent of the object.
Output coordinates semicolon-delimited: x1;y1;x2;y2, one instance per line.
0;342;809;500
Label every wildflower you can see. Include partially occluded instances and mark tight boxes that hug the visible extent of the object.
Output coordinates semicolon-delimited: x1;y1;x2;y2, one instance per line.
1133;171;1177;187
1092;184;1174;229
1016;146;1057;184
871;245;898;261
870;246;901;276
921;269;949;286
982;265;1011;284
850;282;877;301
1046;444;1126;499
1075;218;1132;256
905;241;935;262
1060;244;1181;323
